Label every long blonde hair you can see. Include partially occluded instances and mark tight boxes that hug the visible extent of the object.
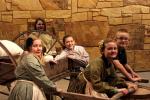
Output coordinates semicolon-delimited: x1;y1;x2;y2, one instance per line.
98;38;116;53
20;35;45;65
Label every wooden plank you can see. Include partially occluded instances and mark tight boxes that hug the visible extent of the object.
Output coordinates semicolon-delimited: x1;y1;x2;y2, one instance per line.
124;88;150;99
57;91;109;100
44;58;68;80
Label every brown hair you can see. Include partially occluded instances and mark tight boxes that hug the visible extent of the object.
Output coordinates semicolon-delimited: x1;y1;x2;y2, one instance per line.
62;35;73;44
62;35;74;49
117;28;128;33
114;29;130;41
25;34;40;51
34;18;46;31
24;36;45;64
99;38;116;53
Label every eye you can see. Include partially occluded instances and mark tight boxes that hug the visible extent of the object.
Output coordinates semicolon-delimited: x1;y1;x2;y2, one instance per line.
107;47;113;50
117;37;129;40
38;24;44;25
107;47;117;50
32;44;37;47
114;47;117;50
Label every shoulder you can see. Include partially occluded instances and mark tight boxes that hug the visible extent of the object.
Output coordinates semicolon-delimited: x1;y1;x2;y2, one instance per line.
75;45;84;49
40;33;52;38
23;53;40;64
29;32;39;37
74;45;86;51
24;53;35;59
88;57;103;69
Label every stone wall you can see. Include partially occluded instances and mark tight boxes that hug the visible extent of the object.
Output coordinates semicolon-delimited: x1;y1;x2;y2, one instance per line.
0;0;150;71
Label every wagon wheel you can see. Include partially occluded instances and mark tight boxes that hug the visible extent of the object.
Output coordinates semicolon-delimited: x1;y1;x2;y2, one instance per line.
12;31;30;48
0;42;17;67
46;27;64;54
0;41;17;95
12;29;63;53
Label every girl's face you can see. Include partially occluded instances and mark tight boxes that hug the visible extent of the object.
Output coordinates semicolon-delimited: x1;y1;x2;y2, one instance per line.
31;39;43;58
116;32;130;48
103;42;118;59
36;20;45;31
64;37;75;50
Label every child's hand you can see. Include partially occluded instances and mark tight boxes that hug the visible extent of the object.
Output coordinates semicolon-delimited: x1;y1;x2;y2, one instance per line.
116;88;128;95
126;82;138;90
131;72;140;78
131;77;141;82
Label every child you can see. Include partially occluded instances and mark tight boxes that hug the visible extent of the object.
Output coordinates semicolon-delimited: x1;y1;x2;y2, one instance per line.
55;35;89;93
113;29;141;82
83;39;137;97
8;36;59;100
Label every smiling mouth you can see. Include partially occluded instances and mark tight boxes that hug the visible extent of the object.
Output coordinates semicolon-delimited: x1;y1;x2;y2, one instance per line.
111;53;117;56
36;52;41;54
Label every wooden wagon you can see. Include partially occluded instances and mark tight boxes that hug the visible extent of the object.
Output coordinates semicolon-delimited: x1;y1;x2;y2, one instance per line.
0;40;150;100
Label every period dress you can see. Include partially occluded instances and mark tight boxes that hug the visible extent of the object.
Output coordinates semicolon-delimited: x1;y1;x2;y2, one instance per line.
84;56;127;97
55;45;89;93
8;53;56;100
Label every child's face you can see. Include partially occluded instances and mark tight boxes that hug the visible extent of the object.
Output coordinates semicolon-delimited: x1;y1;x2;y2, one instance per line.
64;37;75;50
103;42;118;59
31;39;43;58
36;20;45;31
116;32;130;48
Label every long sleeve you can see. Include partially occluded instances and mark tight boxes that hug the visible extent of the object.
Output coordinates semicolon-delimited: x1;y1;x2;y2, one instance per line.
54;50;67;61
55;46;89;66
73;46;89;63
84;57;115;93
24;54;56;93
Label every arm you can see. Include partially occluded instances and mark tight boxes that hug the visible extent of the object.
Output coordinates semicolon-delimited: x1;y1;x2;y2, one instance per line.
124;64;134;74
80;47;89;63
25;54;56;93
113;60;141;81
84;59;116;93
54;50;67;61
124;64;141;79
113;60;133;81
67;46;89;66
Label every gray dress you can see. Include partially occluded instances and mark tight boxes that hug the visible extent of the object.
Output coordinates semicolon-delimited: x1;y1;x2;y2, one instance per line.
8;53;56;100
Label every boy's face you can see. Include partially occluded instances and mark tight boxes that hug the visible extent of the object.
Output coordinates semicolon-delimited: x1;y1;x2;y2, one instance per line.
64;37;75;50
116;32;130;48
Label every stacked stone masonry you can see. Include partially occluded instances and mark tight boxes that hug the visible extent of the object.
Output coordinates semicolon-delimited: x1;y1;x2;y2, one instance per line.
0;0;149;71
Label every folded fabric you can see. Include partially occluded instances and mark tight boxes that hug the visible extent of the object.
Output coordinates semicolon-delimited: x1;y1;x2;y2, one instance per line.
0;40;24;57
